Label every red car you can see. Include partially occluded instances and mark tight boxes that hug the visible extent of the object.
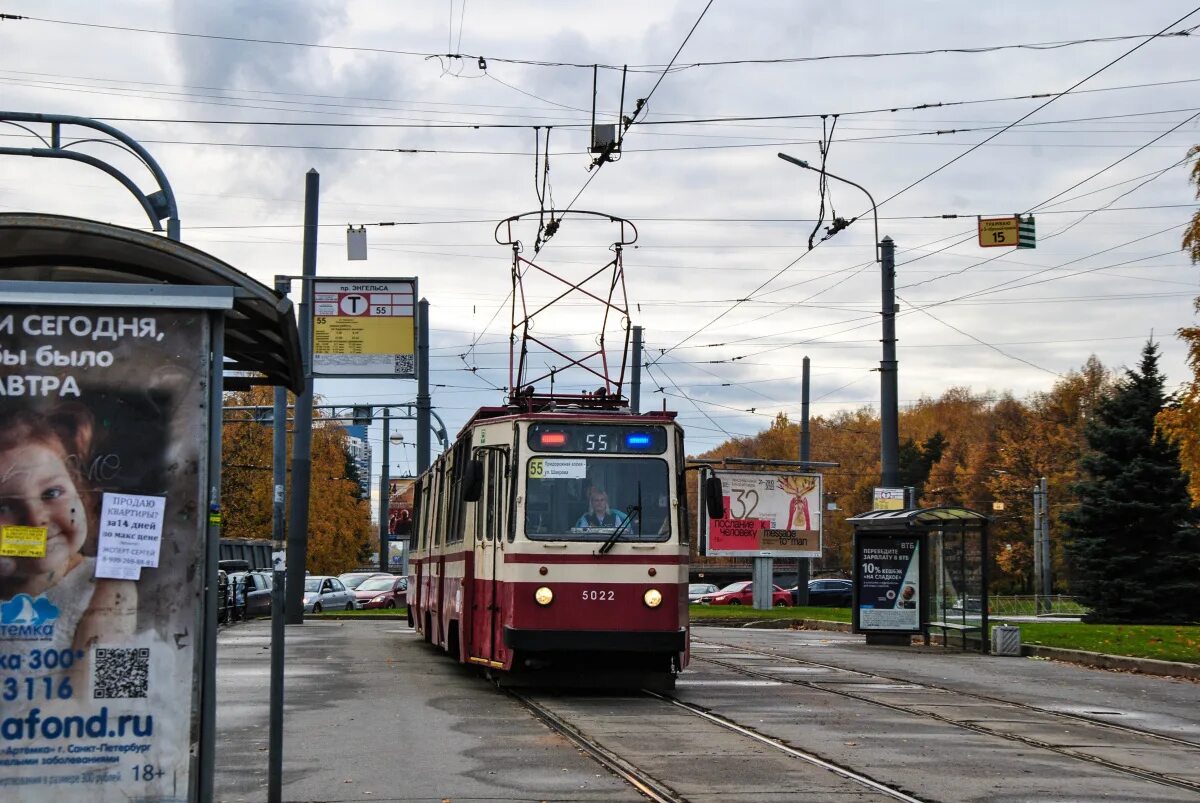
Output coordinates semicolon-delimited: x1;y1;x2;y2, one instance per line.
698;581;792;607
353;575;408;609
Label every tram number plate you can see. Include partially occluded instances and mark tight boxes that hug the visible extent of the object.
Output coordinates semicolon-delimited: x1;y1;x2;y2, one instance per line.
581;590;615;601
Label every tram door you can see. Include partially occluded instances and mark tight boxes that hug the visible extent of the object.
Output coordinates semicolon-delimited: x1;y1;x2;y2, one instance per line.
471;448;507;664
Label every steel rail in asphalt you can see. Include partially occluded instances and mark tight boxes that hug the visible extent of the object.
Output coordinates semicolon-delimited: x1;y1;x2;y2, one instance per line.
691;646;1200;796
642;690;928;803
507;690;687;803
695;637;1200;751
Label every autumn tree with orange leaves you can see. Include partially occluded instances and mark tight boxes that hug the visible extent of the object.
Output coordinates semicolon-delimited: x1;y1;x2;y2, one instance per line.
221;386;373;575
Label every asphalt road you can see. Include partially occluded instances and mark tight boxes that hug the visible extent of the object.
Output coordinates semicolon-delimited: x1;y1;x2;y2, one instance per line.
215;620;1200;802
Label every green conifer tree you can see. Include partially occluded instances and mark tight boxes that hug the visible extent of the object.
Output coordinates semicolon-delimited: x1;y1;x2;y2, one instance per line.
1063;341;1200;623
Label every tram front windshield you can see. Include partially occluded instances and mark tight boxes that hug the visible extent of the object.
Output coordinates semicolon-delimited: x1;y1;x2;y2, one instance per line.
525;457;671;542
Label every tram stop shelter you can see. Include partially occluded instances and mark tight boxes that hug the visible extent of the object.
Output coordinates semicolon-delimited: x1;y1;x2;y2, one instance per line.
0;213;302;802
845;507;991;653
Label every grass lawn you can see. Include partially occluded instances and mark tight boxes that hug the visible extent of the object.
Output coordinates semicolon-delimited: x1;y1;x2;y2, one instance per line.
313;607;409;618
992;620;1200;664
690;604;851;623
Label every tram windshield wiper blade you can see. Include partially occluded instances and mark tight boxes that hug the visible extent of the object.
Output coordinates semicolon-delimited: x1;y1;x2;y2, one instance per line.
598;503;639;555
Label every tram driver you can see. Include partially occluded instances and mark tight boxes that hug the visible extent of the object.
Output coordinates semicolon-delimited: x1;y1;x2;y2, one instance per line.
574;487;628;529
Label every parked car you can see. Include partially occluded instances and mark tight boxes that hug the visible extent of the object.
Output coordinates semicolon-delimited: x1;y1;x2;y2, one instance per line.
697;581;792;607
303;576;356;613
228;571;274;618
354;575;408;609
338;568;388;588
792;578;853;607
688;583;719;603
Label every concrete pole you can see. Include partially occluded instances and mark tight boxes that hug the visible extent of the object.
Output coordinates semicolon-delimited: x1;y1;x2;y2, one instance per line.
378;407;391;574
794;355;811;605
1039;476;1051;607
1032;480;1044;614
631;325;643;413
286;169;318;624
417;298;432;475
880;236;900;487
752;557;772;610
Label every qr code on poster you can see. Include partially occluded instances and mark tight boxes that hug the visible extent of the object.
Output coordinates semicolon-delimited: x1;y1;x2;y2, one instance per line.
395;354;415;375
93;648;150;699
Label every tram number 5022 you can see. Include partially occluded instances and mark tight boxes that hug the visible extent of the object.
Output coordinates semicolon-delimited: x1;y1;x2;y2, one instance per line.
581;590;615;601
585;433;609;451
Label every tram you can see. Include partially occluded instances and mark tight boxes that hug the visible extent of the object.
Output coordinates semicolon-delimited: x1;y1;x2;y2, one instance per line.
408;398;716;687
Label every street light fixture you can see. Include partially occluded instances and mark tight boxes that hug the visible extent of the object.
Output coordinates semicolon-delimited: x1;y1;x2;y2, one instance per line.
777;152;899;488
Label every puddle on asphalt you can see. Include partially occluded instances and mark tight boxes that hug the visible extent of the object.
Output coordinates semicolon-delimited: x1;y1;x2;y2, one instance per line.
675;679;786;687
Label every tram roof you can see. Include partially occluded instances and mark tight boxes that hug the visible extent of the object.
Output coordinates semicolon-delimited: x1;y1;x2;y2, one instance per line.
0;213;303;392
460;406;678;437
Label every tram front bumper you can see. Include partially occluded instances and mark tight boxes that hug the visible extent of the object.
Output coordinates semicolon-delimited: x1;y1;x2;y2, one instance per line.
503;628;686;653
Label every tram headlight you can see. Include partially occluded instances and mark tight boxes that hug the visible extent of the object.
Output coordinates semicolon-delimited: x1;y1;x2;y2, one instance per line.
643;588;663;608
534;586;554;606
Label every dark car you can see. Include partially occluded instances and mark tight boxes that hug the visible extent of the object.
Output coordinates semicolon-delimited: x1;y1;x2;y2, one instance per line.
794;578;853;607
698;581;792;607
354;575;408;609
229;571;274;618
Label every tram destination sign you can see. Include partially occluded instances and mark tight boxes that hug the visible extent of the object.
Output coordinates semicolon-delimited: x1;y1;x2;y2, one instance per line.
312;277;417;378
702;470;822;558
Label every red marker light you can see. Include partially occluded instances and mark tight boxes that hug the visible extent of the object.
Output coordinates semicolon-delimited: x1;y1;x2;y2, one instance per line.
540;432;567;446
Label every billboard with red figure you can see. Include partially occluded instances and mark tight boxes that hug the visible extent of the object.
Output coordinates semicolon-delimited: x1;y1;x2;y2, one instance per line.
703;470;822;558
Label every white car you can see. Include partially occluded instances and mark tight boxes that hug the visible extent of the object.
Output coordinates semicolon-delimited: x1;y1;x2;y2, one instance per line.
303;575;356;613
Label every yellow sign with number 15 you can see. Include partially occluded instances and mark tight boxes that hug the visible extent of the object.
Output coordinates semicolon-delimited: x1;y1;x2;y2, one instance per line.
978;216;1019;247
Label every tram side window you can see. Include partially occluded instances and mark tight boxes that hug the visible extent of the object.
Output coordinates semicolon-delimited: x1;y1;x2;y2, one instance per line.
676;435;689;545
412;479;424;550
524;457;671;542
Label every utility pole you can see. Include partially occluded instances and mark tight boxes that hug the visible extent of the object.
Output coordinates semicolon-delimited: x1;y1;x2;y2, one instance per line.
631;325;643;413
378;407;391;574
1034;476;1050;612
880;236;900;487
286;169;318;624
794;355;811;606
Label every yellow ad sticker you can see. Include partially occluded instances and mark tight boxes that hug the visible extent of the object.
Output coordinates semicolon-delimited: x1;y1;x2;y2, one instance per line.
0;526;48;557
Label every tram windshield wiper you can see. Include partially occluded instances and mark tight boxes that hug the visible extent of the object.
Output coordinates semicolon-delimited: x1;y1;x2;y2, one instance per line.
598;484;641;555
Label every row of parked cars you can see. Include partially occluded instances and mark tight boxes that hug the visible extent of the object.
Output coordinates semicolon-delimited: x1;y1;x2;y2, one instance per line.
688;578;853;607
218;569;408;620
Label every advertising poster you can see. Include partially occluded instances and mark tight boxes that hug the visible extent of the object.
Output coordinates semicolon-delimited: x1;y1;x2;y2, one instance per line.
857;535;921;631
387;478;416;538
312;278;416;378
0;305;208;801
704;470;822;558
872;487;905;511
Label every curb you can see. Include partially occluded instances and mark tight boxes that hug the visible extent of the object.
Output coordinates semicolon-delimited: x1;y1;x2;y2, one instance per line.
693;617;853;632
1021;644;1200;680
309;612;409;621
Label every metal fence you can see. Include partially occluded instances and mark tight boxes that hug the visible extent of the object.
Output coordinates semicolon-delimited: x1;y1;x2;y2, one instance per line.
987;595;1087;617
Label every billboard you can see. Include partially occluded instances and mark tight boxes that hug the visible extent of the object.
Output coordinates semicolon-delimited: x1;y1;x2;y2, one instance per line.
0;305;208;800
703;470;822;558
388;478;416;538
856;535;921;632
312;278;416;378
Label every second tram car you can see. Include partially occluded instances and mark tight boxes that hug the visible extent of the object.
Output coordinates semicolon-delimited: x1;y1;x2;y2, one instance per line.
409;404;695;687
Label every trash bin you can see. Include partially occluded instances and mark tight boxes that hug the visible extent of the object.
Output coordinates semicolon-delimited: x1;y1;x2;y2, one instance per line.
991;625;1022;656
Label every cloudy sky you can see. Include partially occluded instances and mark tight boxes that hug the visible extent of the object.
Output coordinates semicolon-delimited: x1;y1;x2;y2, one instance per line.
3;1;1200;474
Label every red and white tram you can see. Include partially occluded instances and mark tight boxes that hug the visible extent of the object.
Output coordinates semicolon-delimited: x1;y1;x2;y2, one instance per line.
409;403;695;687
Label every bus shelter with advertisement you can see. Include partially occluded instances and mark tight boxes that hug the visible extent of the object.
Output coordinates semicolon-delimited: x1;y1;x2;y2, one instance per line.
845;507;990;653
0;213;302;802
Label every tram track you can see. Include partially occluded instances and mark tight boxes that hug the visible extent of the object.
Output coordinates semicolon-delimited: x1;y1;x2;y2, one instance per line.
691;639;1200;796
509;687;928;803
694;637;1200;751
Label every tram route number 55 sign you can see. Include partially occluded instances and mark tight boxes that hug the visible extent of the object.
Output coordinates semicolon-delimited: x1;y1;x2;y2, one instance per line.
312;277;417;378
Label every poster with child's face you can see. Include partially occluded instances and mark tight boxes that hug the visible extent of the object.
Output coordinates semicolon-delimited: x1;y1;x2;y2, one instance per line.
0;304;208;802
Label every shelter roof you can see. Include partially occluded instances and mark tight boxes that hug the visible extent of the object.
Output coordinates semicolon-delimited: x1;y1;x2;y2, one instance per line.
0;213;302;391
844;506;989;529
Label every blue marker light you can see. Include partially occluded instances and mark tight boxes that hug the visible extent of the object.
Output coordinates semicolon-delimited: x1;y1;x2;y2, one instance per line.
625;433;652;448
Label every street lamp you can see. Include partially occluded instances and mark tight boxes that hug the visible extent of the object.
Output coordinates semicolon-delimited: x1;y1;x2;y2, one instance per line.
777;152;899;488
